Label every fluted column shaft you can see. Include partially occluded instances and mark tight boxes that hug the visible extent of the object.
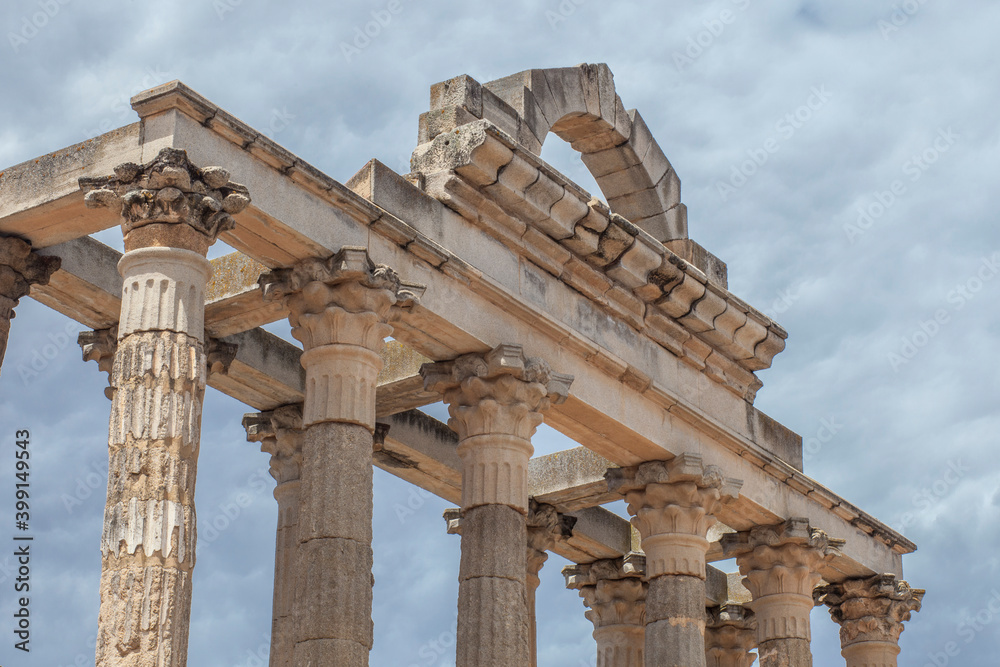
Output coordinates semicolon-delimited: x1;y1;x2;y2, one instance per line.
260;248;419;667
526;501;574;667
423;345;572;667
81;148;250;667
815;574;924;667
608;456;742;667
723;519;842;667
564;554;647;667
244;405;305;667
0;235;60;371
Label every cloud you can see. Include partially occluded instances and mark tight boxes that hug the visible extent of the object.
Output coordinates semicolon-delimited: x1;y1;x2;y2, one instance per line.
2;0;999;665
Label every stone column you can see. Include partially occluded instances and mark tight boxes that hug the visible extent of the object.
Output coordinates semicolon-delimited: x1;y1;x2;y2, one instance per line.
81;329;234;401
422;345;573;667
706;604;757;667
259;247;420;666
563;552;647;667
815;574;924;667
80;148;251;666
0;235;60;371
607;455;742;667
526;500;576;667
721;519;843;667
243;404;305;667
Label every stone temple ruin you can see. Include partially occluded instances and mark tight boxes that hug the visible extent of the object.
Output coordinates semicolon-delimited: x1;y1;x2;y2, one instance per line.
0;64;923;666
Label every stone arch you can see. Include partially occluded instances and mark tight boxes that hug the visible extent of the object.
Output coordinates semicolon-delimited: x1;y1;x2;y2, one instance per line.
420;64;686;242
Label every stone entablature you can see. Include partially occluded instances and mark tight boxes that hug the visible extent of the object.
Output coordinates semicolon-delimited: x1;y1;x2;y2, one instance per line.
412;116;785;401
0;63;926;667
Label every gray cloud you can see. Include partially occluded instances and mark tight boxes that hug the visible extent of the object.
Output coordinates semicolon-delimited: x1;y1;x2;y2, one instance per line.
2;0;998;664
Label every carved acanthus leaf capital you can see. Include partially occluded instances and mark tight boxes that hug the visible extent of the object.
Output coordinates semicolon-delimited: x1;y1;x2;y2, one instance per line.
259;247;423;351
609;454;743;535
243;404;304;484
815;574;924;646
706;604;757;665
80;148;250;246
206;336;238;375
79;327;118;399
0;236;61;304
564;553;648;629
526;500;576;577
722;518;844;600
421;343;573;440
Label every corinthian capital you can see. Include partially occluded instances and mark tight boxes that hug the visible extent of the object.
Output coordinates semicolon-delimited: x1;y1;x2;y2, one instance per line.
80;148;250;252
606;455;742;579
243;404;305;485
564;552;648;629
706;605;757;667
0;236;61;303
259;247;422;351
78;326;118;399
526;500;577;579
722;518;844;599
206;336;239;375
815;574;924;646
420;343;573;440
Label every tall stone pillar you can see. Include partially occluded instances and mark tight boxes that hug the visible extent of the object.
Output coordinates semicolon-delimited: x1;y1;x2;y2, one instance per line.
607;455;742;667
80;148;251;666
815;574;923;667
0;235;60;371
563;552;647;667
422;345;573;667
243;404;305;667
721;519;843;667
526;500;576;667
259;247;420;666
706;604;757;667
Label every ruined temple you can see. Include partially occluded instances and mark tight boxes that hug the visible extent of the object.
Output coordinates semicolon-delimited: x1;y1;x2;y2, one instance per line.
0;63;922;666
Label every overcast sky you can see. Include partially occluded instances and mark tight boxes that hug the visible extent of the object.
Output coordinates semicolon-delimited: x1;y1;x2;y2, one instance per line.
1;1;999;665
